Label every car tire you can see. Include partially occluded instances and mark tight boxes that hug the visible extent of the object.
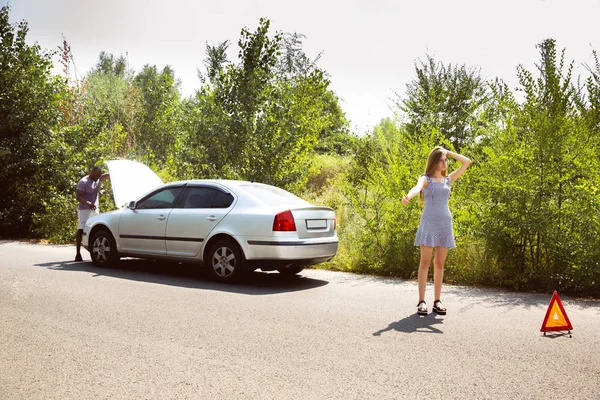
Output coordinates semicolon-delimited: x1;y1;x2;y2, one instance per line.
208;239;244;283
277;266;304;276
90;230;119;267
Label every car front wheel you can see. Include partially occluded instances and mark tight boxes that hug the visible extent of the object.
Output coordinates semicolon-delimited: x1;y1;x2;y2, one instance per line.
90;230;118;266
208;240;244;283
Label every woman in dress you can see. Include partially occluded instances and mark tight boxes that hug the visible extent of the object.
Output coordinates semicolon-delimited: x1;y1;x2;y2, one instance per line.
401;146;471;316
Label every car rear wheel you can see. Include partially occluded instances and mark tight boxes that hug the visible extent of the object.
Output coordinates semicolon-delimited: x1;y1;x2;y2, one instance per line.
277;266;304;276
208;240;244;283
90;230;119;266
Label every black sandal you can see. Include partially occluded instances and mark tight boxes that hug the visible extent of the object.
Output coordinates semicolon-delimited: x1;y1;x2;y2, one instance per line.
417;300;428;316
433;300;447;315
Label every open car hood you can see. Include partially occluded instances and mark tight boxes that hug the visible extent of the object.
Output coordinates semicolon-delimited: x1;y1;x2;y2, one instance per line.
106;160;164;208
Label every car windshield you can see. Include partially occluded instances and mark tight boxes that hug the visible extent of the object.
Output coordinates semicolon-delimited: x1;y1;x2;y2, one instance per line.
239;183;308;207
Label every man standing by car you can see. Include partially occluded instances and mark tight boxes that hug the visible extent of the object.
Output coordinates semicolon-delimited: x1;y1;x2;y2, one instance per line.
75;166;109;261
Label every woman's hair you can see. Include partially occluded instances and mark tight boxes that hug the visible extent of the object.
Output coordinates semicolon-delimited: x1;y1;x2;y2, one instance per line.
419;146;447;203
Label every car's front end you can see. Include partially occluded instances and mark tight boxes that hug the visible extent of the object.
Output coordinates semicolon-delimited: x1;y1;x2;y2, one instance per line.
81;209;123;252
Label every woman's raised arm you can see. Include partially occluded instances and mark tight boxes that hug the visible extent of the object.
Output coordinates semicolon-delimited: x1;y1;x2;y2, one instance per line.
447;150;471;183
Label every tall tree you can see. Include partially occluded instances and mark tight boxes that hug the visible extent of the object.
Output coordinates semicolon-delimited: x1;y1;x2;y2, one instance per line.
82;52;141;154
398;54;491;150
276;32;350;155
0;5;60;236
133;64;181;165
176;18;349;189
471;39;600;293
96;51;127;76
199;41;230;84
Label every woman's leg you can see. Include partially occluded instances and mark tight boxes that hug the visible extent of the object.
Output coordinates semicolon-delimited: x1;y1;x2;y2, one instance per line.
433;247;449;301
418;246;433;301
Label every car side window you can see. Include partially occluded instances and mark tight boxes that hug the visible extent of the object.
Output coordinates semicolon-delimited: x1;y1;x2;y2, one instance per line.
212;190;234;208
137;187;182;209
178;187;234;209
180;187;218;209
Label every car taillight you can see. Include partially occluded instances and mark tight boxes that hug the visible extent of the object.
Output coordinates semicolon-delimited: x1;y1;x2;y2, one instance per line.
273;210;296;231
334;216;337;231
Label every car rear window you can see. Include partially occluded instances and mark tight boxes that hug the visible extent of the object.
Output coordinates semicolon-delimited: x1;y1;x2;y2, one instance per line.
239;184;307;206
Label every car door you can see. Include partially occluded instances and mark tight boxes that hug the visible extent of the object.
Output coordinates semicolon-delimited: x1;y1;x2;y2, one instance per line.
165;186;235;257
119;186;183;255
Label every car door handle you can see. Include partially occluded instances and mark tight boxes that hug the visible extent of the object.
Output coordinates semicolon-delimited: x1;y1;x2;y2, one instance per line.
207;216;217;222
157;215;166;221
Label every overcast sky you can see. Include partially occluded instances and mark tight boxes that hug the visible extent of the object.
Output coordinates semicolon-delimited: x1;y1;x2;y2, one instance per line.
4;0;600;131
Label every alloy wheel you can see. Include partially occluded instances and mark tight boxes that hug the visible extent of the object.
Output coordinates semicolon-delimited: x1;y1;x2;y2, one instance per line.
212;246;236;278
92;235;112;263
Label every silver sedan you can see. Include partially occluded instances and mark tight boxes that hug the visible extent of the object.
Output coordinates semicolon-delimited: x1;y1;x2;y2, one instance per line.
82;169;338;282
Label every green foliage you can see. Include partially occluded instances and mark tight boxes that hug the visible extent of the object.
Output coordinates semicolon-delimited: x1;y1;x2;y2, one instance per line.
467;39;600;294
173;18;350;191
95;51;127;76
32;192;77;243
83;69;140;154
133;64;181;165
398;54;492;151
300;154;353;269
0;5;61;237
199;40;230;83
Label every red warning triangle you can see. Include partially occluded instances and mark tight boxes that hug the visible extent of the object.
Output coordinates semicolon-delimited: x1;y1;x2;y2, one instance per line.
540;291;573;332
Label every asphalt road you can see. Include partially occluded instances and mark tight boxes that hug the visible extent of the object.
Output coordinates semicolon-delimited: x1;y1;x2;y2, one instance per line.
1;241;599;399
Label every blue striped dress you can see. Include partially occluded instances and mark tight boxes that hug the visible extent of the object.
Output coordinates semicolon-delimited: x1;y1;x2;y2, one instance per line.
414;175;456;248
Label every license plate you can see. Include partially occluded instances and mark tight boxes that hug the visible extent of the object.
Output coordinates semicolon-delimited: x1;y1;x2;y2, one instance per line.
306;219;327;229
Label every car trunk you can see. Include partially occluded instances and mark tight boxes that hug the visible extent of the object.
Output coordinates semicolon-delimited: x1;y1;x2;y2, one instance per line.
290;207;336;239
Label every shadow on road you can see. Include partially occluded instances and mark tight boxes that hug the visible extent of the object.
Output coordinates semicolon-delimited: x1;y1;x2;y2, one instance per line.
373;313;444;336
443;285;600;313
33;258;328;296
542;331;573;339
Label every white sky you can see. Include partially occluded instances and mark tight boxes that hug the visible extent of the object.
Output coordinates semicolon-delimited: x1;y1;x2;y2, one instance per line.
4;0;600;132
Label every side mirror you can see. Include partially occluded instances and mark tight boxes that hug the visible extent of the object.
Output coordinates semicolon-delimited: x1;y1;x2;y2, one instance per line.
127;201;136;210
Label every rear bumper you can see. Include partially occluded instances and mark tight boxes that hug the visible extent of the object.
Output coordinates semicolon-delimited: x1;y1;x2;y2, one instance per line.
248;256;334;271
239;237;338;262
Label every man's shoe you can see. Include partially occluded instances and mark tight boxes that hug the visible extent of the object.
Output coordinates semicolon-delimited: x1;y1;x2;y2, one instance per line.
75;254;83;262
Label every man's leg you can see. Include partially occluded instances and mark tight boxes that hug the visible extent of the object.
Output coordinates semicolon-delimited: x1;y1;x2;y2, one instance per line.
76;229;83;253
75;208;86;261
75;229;83;261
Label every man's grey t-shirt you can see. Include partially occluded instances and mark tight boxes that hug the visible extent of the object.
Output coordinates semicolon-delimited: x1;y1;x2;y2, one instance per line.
77;176;100;210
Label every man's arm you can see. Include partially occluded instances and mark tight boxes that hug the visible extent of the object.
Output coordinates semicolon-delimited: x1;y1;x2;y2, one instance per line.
100;173;110;181
76;189;96;210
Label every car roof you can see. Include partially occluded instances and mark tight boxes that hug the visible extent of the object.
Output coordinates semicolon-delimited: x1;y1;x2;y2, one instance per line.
145;179;309;208
169;179;251;186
